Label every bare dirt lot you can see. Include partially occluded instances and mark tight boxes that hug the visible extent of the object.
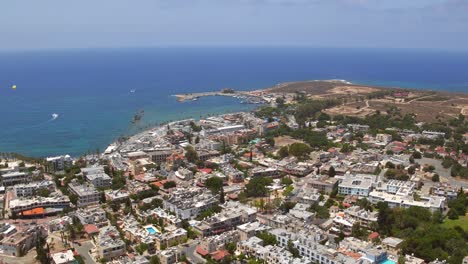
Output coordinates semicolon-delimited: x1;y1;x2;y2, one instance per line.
268;80;468;122
274;136;305;147
328;85;379;95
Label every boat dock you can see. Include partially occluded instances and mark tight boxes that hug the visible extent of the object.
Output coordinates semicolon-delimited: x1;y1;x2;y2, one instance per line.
174;89;266;103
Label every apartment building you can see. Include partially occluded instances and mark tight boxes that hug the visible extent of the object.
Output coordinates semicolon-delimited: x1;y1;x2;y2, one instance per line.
1;171;32;187
13;180;55;197
368;191;446;212
270;228;366;264
237;237;310;264
158;247;186;264
237;221;271;241
194;202;257;237
0;225;47;256
82;166;112;189
163;188;219;220
98;226;126;260
68;181;101;207
46;155;72;172
76;206;108;227
197;230;239;254
9;195;70;215
338;173;378;197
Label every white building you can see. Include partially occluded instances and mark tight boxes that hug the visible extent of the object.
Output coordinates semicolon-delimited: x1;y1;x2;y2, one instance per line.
1;172;31;187
76;206;108;227
13;180;55;197
51;250;76;264
105;189;130;202
368;191;445;212
270;228;382;264
68;182;100;207
376;134;392;144
237;236;310;264
163;188;219;220
338;173;378;197
9;195;70;215
46;155;72;172
82;166;112;189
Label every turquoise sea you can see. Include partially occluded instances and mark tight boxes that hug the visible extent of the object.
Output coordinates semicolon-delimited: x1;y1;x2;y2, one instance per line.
0;47;468;157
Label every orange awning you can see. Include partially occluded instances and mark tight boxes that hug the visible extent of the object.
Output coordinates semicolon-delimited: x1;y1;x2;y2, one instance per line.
21;207;45;216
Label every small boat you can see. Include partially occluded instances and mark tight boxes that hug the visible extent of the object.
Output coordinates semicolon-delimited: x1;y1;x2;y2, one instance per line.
51;113;59;120
130;89;136;93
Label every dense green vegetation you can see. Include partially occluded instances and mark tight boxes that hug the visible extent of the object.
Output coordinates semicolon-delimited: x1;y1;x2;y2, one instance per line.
163;181;176;189
308;203;330;219
294;99;338;126
205;176;224;194
442;215;468;231
130;187;158;201
376;195;468;264
288;142;312;159
336;111;418;131
256;231;277;246
185;146;198;163
244;177;273;197
111;170;126;190
267;126;332;150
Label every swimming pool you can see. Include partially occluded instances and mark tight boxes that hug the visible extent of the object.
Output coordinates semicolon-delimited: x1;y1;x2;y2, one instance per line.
147;227;157;234
381;259;396;264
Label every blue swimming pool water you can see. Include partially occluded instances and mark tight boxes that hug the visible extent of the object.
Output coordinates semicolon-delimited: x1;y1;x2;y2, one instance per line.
147;227;156;234
381;259;396;264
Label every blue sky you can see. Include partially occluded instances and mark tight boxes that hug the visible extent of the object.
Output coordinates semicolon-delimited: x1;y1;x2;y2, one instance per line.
1;0;467;51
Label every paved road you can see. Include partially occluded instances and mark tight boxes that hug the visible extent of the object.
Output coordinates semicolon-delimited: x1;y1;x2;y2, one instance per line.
75;241;96;264
185;242;206;264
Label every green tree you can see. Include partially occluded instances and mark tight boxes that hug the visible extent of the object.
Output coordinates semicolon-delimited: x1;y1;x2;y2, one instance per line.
35;234;49;264
205;176;224;194
288;143;312;158
275;97;285;106
412;151;422;159
36;188;51;197
265;137;275;147
185;146;198;163
69;194;78;205
219;187;225;204
281;177;293;185
150;256;161;264
328;166;336;177
287;240;300;258
135;243;148;255
256;231;277;246
278;146;289;158
351;222;366;239
398;255;406;264
163;181;176;189
245;177;273;197
340;143;353;153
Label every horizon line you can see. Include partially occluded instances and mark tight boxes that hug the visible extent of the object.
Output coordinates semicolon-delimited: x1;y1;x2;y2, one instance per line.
1;44;468;54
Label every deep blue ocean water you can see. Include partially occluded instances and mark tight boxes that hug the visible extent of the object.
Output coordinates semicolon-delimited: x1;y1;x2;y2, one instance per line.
1;47;468;157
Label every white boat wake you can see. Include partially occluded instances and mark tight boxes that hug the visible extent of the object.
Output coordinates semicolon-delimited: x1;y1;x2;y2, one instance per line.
51;113;59;121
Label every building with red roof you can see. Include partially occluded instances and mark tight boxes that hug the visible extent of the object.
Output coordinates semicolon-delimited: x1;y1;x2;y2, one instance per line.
199;168;213;174
84;224;100;236
210;250;230;262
